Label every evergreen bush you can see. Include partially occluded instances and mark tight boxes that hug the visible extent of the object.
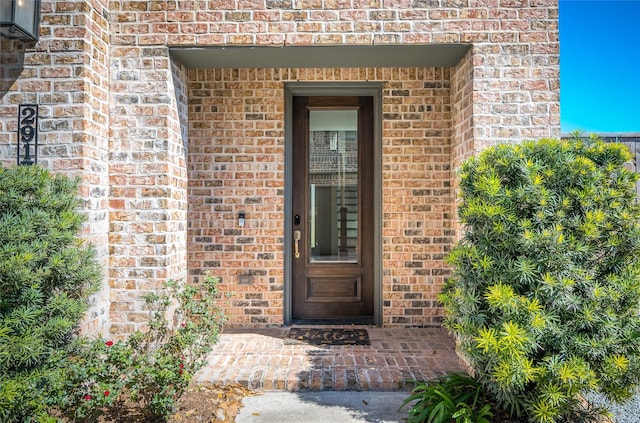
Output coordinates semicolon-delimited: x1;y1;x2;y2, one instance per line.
0;165;102;421
0;165;227;422
441;135;640;422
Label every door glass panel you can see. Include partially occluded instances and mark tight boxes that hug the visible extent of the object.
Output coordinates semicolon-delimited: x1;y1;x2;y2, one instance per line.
308;109;358;263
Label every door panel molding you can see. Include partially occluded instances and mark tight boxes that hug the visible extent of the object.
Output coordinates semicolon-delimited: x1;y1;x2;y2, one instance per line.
306;276;362;302
284;82;383;325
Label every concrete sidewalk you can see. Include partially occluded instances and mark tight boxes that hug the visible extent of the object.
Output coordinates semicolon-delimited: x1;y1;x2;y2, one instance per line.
236;391;412;423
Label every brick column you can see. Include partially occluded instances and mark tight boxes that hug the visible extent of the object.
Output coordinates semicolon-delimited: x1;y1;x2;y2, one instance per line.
108;45;188;336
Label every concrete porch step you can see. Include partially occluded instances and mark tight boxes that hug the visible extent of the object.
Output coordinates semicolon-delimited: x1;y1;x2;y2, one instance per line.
194;326;464;392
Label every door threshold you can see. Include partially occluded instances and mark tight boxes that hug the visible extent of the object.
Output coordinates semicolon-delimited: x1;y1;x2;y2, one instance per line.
291;318;375;326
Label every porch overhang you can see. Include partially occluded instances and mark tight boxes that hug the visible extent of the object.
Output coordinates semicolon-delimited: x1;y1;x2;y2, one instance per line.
169;44;471;69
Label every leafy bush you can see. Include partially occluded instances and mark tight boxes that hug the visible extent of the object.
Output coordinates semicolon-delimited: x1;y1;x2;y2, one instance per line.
401;372;493;423
441;135;640;422
0;165;227;422
0;165;102;421
52;275;227;421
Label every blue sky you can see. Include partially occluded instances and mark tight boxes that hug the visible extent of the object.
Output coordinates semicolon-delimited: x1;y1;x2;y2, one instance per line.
559;0;640;133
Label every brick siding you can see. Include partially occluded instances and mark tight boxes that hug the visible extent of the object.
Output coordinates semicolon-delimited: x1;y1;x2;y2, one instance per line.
187;67;453;326
0;0;560;334
1;0;112;335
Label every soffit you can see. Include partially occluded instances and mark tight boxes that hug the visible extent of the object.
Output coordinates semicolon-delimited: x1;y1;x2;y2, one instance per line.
169;44;471;69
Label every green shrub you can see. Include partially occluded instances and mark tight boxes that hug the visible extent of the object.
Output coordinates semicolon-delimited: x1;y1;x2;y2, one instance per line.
0;165;102;422
441;135;640;422
0;165;227;422
401;371;493;423
52;275;227;422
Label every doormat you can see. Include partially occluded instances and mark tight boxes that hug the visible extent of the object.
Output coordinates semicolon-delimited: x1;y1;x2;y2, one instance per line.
285;328;370;346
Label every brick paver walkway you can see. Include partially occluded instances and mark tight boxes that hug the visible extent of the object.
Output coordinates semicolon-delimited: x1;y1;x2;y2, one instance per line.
194;326;464;392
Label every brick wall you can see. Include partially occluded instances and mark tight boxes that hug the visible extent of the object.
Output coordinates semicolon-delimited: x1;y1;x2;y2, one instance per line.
0;0;560;332
107;46;189;336
75;0;111;336
450;49;474;239
187;68;287;326
186;67;454;326
450;49;474;173
0;0;112;335
107;0;560;151
380;67;454;325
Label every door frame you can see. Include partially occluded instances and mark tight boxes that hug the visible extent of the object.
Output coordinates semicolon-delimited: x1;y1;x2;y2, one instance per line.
284;82;383;325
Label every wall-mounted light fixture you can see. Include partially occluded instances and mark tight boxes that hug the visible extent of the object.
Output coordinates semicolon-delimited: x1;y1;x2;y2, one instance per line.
0;0;41;41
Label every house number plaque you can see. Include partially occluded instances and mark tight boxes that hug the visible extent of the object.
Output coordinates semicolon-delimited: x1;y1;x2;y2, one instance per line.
17;104;38;165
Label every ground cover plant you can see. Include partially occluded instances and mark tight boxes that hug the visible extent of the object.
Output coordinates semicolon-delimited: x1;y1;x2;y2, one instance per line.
401;371;493;423
440;134;640;422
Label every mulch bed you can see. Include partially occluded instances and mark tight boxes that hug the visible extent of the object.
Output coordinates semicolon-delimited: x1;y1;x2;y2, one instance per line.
90;384;254;423
168;384;255;423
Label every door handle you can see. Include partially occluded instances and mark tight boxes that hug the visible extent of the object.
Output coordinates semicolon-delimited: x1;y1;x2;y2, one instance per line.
293;230;301;259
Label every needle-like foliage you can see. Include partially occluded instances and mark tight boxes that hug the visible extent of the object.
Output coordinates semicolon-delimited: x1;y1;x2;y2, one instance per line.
0;165;101;421
441;134;640;422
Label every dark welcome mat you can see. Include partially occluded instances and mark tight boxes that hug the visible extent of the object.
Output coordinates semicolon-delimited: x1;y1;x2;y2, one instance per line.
285;328;370;346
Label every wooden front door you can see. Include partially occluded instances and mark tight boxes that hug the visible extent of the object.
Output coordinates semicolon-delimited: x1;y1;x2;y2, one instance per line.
291;96;374;322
